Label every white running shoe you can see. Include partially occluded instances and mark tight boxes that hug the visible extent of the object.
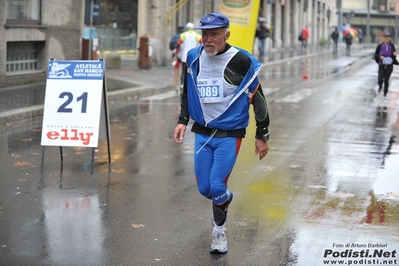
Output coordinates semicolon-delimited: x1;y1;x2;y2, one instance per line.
210;231;228;254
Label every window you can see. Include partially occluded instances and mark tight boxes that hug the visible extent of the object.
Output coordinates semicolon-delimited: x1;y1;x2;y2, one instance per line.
87;0;139;53
6;0;41;25
6;42;40;73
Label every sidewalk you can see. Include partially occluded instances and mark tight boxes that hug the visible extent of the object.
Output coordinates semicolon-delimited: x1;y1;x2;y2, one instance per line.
0;44;374;125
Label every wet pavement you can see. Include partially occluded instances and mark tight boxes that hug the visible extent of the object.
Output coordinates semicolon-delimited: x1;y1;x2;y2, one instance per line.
1;44;399;266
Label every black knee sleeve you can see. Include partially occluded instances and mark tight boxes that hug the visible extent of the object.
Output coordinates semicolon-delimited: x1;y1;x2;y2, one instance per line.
213;200;230;226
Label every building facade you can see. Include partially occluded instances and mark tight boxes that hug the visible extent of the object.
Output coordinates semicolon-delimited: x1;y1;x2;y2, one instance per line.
2;0;397;88
259;0;337;49
134;0;339;65
103;0;340;66
137;0;215;66
340;0;399;43
0;0;85;88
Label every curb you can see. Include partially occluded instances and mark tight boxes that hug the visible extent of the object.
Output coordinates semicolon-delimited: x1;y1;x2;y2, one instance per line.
0;105;44;125
0;85;172;125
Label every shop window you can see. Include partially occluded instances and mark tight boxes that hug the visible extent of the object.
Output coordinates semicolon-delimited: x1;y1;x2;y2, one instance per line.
86;1;139;54
6;42;40;73
6;0;41;25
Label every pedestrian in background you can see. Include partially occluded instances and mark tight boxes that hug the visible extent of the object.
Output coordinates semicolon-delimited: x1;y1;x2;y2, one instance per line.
169;26;185;92
173;12;270;255
301;26;309;49
330;27;339;58
374;31;398;99
174;22;202;93
255;18;270;59
358;28;364;46
344;32;353;56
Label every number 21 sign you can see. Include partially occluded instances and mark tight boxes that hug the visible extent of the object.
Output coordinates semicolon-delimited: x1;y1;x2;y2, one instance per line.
41;60;105;147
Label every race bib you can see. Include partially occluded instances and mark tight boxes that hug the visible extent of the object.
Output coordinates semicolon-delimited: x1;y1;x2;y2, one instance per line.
383;57;393;65
197;79;223;103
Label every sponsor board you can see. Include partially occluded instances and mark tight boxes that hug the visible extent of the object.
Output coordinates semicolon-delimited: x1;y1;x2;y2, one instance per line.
41;60;106;147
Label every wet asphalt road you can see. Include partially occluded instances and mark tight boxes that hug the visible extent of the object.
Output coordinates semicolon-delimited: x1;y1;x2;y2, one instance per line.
0;52;399;266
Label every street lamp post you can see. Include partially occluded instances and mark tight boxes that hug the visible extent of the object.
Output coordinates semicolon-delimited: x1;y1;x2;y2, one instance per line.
367;0;370;43
327;7;331;48
395;15;398;44
346;10;355;26
88;0;94;60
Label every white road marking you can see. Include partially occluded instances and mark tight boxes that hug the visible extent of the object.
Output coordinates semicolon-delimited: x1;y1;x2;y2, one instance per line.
140;90;179;101
263;87;280;95
275;89;313;103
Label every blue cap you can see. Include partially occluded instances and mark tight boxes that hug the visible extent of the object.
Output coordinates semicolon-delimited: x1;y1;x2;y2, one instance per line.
196;13;229;30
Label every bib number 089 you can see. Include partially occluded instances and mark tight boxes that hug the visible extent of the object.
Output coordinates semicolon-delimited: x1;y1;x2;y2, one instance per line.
199;86;219;97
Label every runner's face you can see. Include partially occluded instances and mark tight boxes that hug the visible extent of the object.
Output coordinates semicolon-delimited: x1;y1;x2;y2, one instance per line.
201;28;230;56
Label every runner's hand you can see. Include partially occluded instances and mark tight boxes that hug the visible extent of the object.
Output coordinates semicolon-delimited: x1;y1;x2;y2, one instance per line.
174;124;186;145
255;140;269;160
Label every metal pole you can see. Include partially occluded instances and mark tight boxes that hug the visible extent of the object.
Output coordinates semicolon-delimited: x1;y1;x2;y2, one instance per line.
366;0;370;43
396;15;398;44
91;147;95;174
88;0;94;60
40;146;45;172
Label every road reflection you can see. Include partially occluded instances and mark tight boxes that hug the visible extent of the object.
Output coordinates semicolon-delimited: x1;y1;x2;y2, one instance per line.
43;189;104;265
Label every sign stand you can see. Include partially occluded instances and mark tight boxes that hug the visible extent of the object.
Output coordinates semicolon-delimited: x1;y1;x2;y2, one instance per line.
40;146;63;172
40;59;111;174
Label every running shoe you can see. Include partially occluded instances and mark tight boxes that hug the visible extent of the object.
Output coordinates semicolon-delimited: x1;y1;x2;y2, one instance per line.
210;231;228;254
209;190;233;254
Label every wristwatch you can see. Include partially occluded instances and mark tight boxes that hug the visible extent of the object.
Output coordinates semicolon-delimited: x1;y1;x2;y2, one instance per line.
255;133;269;142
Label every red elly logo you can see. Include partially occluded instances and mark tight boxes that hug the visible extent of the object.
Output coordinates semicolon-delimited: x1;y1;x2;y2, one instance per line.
46;128;93;145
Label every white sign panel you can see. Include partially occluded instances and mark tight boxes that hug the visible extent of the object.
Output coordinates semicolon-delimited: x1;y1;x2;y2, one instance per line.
41;60;105;147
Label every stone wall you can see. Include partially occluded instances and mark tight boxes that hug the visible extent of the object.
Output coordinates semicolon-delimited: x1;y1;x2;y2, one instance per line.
0;0;84;88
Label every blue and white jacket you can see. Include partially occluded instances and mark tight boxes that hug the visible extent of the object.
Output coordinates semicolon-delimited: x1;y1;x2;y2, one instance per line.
180;44;262;132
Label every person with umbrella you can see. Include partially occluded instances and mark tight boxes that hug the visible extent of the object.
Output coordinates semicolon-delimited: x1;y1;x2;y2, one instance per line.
343;27;356;56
